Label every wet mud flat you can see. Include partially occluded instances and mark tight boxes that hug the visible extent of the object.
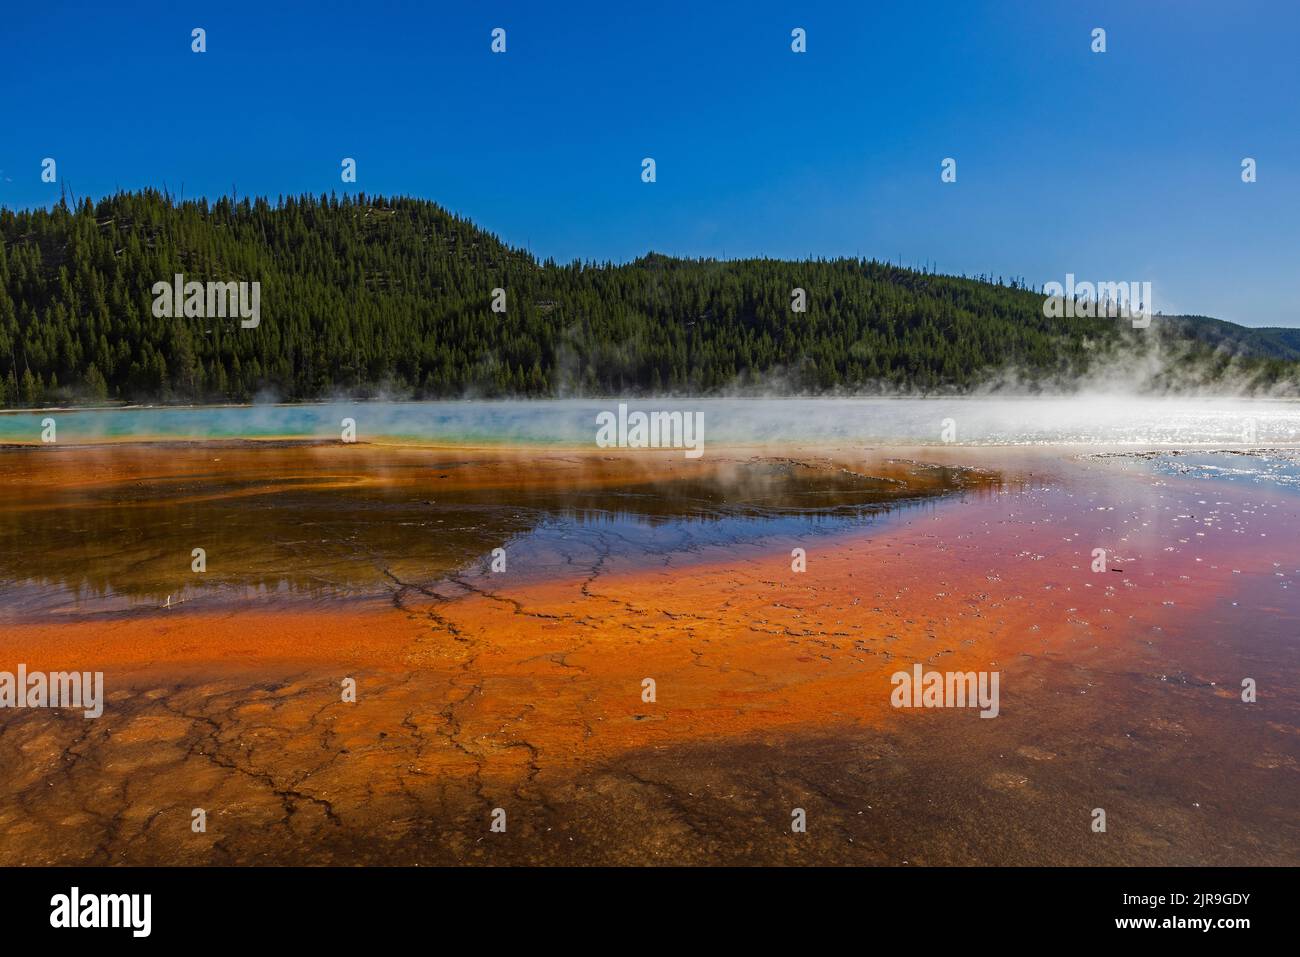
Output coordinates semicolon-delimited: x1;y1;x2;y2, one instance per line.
0;443;1296;865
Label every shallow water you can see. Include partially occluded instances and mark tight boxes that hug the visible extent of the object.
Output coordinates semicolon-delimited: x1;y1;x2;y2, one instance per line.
1143;448;1300;491
1;441;1296;865
0;445;1002;617
0;435;1297;865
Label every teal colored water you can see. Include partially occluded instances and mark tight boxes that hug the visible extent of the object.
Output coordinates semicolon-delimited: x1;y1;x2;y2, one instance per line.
4;397;1300;446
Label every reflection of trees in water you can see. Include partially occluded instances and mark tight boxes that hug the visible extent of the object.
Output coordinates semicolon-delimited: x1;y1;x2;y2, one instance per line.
0;493;537;608
0;462;1009;607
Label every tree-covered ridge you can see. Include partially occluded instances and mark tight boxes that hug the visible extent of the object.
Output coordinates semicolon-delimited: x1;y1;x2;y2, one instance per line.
0;190;1294;406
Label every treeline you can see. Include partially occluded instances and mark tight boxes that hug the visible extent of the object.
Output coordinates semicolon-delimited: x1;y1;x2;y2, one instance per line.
0;190;1294;406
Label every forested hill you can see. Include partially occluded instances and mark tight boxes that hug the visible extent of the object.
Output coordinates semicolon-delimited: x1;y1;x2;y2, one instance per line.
0;190;1295;406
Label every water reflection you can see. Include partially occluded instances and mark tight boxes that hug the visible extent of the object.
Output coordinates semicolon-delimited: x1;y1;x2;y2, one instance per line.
0;443;1006;618
1141;449;1300;492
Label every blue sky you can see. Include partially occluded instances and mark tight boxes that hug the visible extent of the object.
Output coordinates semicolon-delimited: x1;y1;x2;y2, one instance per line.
3;0;1297;326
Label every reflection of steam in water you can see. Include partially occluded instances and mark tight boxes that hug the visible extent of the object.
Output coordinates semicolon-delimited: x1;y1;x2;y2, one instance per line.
0;447;1005;618
1135;449;1300;492
511;460;996;520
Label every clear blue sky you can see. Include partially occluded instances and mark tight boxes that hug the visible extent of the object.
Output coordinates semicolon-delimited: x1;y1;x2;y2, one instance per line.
3;0;1297;326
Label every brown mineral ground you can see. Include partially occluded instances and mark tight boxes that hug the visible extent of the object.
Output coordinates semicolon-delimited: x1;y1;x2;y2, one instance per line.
0;443;1296;864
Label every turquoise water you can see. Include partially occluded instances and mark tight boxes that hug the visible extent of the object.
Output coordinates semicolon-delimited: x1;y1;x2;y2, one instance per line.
0;402;561;446
4;396;1300;446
